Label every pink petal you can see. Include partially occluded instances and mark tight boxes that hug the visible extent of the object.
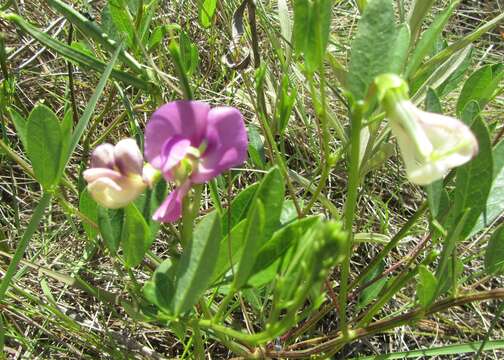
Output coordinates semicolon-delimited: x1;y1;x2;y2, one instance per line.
90;143;115;169
144;101;210;169
152;182;191;222
191;106;248;183
83;168;122;183
161;136;192;179
114;138;143;175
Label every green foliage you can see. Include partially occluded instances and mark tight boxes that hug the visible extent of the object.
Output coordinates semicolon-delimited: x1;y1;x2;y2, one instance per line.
199;0;217;28
416;265;438;309
405;0;460;78
98;208;124;256
26;104;65;189
407;0;436;42
452;117;493;239
248;216;321;287
232;199;265;289
79;190;99;240
472;141;504;235
247;125;266;169
357;261;388;310
8;108;27;150
171;211;221;315
456;64;504;116
347;0;397;100
250;167;285;245
292;0;332;72
484;225;504;275
122;203;151;267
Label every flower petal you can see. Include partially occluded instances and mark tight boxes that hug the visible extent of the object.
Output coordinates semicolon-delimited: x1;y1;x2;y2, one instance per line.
114;138;143;175
390;102;479;186
160;136;192;179
83;168;122;183
87;177;144;209
144;101;210;169
152;182;191;222
417;109;479;161
191;106;248;183
90;143;115;169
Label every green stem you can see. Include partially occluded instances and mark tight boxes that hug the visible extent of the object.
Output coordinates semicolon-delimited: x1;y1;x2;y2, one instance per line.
350;202;428;289
181;185;203;248
0;192;52;300
338;104;363;336
302;66;331;217
267;289;504;358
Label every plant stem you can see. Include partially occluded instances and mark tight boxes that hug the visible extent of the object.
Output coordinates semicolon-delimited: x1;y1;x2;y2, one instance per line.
339;104;363;336
267;288;504;358
181;184;203;248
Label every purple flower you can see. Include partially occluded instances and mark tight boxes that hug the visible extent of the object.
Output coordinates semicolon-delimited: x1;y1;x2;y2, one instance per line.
83;138;147;208
145;100;248;222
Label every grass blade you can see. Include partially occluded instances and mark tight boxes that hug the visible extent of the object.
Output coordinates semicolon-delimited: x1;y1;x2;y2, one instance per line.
64;44;122;165
0;12;150;90
351;340;504;359
0;192;52;300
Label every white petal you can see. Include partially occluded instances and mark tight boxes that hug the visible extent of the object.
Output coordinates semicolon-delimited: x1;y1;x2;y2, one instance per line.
87;176;145;209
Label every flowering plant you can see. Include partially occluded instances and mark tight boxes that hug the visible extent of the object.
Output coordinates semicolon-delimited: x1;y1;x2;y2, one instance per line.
144;100;248;222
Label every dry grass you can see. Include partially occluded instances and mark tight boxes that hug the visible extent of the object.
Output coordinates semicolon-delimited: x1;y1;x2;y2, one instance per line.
0;0;503;358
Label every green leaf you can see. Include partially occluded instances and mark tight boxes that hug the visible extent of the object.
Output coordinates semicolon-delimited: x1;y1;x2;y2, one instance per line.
347;0;397;100
179;31;199;76
471;140;504;236
199;0;217;28
405;0;460;78
98;207;124;256
248;216;321;288
425;87;443;114
211;220;247;284
424;88;443;219
276;74;297;135
143;258;176;311
456;65;503;116
437;256;463;296
435;46;472;97
26;104;63;189
412;12;504;82
388;23;410;75
121;203;151;267
357;261;387;310
222;182;259;234
416;265;438;309
452;117;493;239
135;180;167;247
407;0;436;42
79;190;99;240
171;211;221;315
108;0;135;48
8;108;28;150
233;199;265;289
292;0;332;72
250;167;285;246
461;100;481;126
247;125;266;169
484;225;504;275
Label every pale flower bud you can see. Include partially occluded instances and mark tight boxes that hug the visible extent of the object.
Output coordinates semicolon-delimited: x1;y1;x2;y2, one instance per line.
376;74;479;186
84;139;146;209
387;100;478;185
